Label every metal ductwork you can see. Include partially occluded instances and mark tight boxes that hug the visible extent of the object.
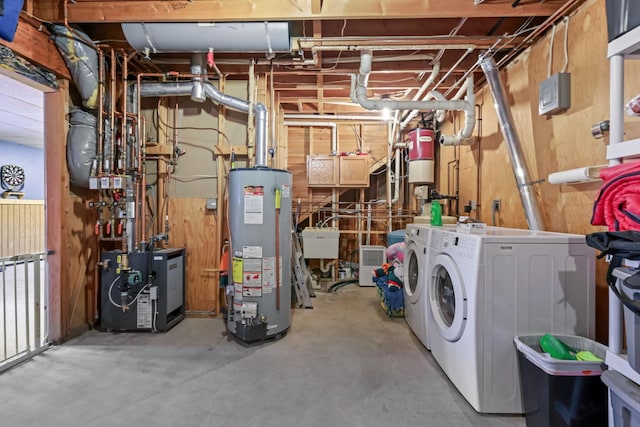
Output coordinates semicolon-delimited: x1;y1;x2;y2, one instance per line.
138;67;268;167
122;22;291;54
351;50;475;145
50;24;100;110
479;54;544;231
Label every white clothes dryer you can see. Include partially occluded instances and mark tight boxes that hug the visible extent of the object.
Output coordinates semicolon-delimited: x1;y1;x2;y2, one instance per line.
427;226;595;414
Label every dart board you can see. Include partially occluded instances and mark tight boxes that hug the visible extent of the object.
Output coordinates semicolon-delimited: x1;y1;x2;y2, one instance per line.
0;164;25;192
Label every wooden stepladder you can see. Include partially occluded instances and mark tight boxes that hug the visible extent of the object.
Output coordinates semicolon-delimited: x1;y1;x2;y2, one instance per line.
291;229;314;309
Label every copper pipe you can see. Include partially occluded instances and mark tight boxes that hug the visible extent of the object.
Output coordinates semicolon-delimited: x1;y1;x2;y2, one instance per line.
109;48;116;174
62;0;73;34
140;137;147;245
97;48;104;175
121;50;129;172
275;202;281;311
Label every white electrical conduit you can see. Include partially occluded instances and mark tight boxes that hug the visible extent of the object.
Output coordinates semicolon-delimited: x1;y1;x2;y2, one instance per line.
283;121;337;152
390;111;402;206
284;114;388;122
351;50;475;145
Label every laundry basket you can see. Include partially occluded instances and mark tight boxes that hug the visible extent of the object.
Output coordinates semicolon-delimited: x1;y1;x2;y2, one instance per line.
514;334;608;427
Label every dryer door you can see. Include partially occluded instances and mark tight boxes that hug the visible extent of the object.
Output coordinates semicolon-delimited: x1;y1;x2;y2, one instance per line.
405;242;423;304
429;253;467;342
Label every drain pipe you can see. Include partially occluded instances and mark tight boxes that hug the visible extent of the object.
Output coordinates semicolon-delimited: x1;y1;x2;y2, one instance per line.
479;54;544;230
439;76;476;146
352;50;474;144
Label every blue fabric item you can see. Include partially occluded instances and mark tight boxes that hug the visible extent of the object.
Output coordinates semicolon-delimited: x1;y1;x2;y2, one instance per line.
0;0;24;42
373;275;404;317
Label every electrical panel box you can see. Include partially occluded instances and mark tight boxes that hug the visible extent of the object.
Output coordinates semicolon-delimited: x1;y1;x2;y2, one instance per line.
100;248;185;332
538;72;571;116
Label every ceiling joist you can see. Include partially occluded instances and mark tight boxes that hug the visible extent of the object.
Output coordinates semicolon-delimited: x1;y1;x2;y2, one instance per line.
36;0;565;23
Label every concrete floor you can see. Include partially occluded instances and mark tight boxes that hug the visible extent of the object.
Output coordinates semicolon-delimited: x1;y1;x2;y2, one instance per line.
0;285;525;427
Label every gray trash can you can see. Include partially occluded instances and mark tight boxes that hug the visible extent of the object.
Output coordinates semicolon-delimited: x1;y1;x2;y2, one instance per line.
620;277;640;373
601;370;640;427
514;335;608;427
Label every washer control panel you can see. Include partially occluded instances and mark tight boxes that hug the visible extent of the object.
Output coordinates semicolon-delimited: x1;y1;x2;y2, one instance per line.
431;229;480;260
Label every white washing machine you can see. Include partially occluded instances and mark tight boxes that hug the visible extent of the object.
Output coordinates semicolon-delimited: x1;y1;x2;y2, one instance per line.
427;226;595;414
404;224;432;349
403;223;455;350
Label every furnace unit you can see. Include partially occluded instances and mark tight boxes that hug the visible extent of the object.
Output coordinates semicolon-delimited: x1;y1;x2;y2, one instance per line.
100;248;185;332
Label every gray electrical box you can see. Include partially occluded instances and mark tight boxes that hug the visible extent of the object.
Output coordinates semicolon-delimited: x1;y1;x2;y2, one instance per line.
538;72;571;116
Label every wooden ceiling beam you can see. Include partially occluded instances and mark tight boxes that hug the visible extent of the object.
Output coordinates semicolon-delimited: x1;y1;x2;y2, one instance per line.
35;0;567;23
0;17;71;80
311;0;324;15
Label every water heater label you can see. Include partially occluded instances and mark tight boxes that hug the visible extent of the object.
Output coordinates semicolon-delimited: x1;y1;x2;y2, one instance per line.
262;256;275;293
243;270;262;296
232;257;243;283
242;246;263;259
234;283;243;301
243;185;264;224
281;184;290;198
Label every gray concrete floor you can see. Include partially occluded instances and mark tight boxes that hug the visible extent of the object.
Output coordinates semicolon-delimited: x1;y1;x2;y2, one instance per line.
0;285;525;427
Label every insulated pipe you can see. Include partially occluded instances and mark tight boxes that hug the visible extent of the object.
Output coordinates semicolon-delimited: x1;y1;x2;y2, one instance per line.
439;76;476;146
283;121;337;152
352;50;473;123
400;48;474;128
479;55;544;231
284;113;387;121
427;90;447;123
351;73;470;113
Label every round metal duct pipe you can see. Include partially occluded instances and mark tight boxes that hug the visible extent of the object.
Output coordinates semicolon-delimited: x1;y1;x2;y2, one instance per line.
479;54;544;230
122;22;291;53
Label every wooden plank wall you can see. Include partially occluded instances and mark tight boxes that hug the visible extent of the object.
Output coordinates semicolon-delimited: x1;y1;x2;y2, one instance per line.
167;198;218;313
286;122;390;223
437;0;636;342
0;200;45;257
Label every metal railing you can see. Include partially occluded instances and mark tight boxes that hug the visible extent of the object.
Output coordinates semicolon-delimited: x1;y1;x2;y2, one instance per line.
0;252;49;373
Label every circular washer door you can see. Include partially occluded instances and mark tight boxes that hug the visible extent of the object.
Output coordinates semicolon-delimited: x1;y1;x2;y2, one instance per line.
405;242;423;304
429;253;467;342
